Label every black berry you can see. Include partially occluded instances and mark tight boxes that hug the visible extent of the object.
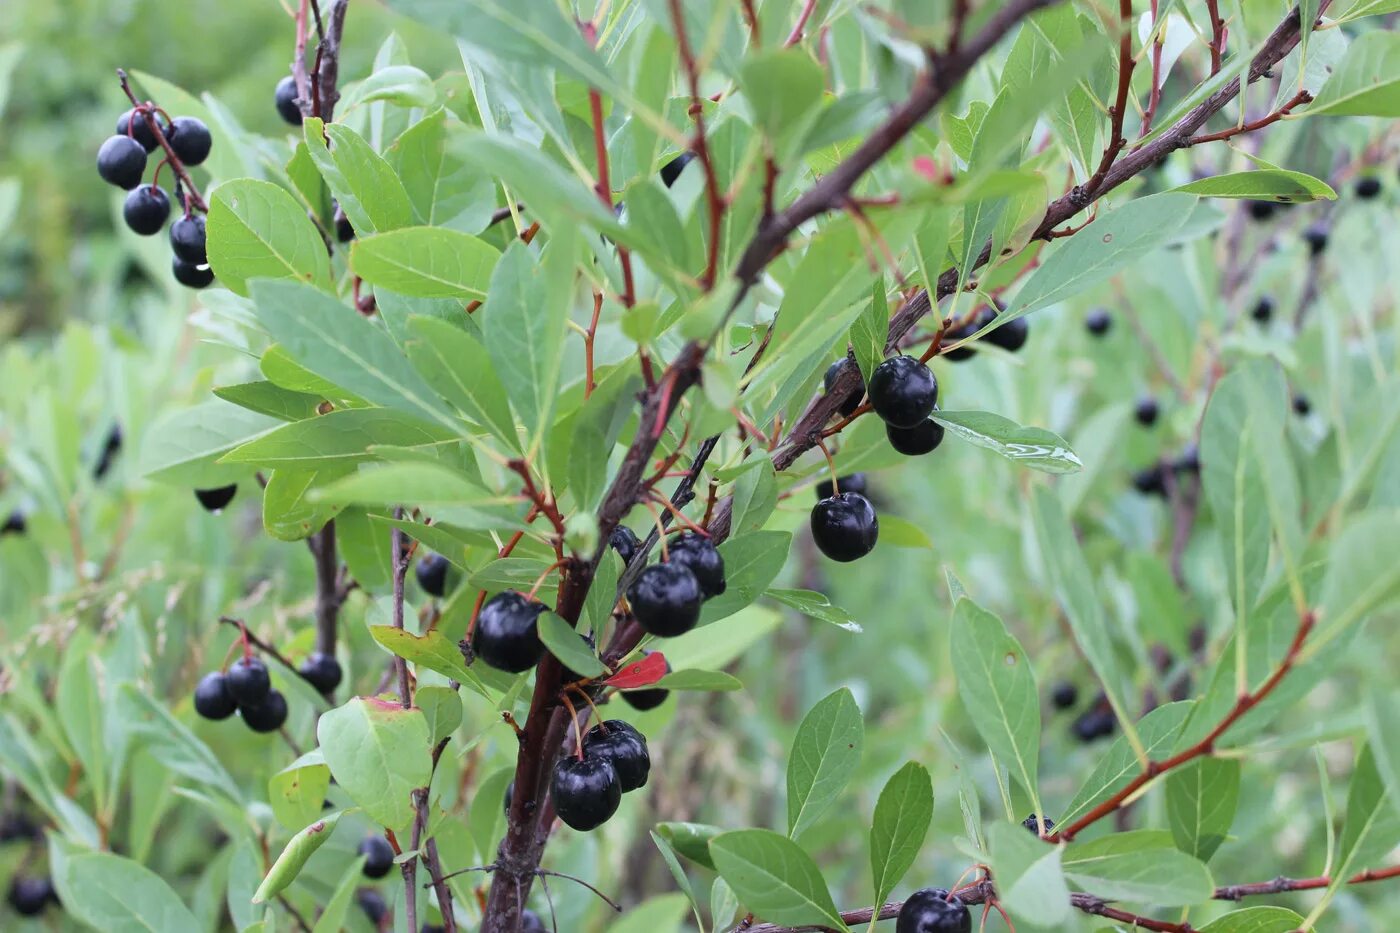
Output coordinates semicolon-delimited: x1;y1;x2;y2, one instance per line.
1173;444;1201;476
608;525;642;565
941;306;995;361
1131;465;1167;497
299;652;342;693
660;151;695;188
665;532;725;599
240;689;288;733
1246;199;1276;222
94;423;123;479
7;877;55;917
521;909;546;933
896;887;970;933
583;720;651;793
1071;708;1116;742
472;591;547;673
194;671;237;720
868;356;938;428
167;116;212;166
1085;307;1111;336
0;814;39;843
173;257;216;289
2;510;25;535
275;76;304;126
550;756;621;831
621;651;671;711
1050;681;1078;710
823;359;864;417
1251;296;1274;323
335;205;355;243
628;563;703;637
887;419;944;456
116;109;168;152
356;889;388;924
98;135;148;189
1022;813;1056;836
1133;395;1159;427
416;553;449;597
226;656;271;706
810;492;878;562
359;835;395;878
1356;176;1382;200
124;185;171;236
985;313;1028;352
170;214;207;264
1303;225;1328;256
1293;393;1311;416
195;484;237;512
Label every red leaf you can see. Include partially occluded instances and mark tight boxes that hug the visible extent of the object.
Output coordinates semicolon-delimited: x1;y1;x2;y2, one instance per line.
604;652;668;689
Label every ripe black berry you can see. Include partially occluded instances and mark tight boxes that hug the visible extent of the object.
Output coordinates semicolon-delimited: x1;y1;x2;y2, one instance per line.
299;652;342;693
621;651;671;711
896;887;970;933
1085;307;1111;336
628;563;703;637
810;492;878;562
942;306;995;361
124;185;171;236
173;257;216;289
1173;444;1201;475
240;690;288;733
98;135;148;189
167;116;212;166
275;76;303;125
868;356;938;428
985;314;1028;352
1050;681;1078;710
359;835;395;879
521;909;547;933
170;215;207;264
194;671;237;720
1303;225;1328;256
1251;296;1274;323
356;889;388;924
550;756;621;831
887;419;944;456
1071;708;1116;742
608;525;642;565
2;510;25;535
1133;395;1159;427
1022;813;1056;836
416;553;449;597
660;151;694;188
226;656;271;706
665;532;725;599
1246;199;1276;221
1293;393;1311;416
1131;465;1167;497
0;814;39;843
195;484;238;512
583;720;651;793
472;591;547;673
116;109;168;151
1356;176;1382;200
823;359;864;417
7;877;55;917
94;423;123;479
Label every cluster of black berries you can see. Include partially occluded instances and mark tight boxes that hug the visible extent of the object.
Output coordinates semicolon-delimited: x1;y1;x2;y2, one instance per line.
896;887;971;933
96;104;214;288
194;656;280;731
625;531;725;639
551;719;651;832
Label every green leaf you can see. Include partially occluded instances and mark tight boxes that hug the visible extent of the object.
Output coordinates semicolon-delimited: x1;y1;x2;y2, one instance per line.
877;514;935;548
1175;170;1336;202
253;811;345;903
608;892;692;933
311;464;520;531
766;588;863;632
869;762;934;908
222;408;459;468
269;751;332;832
351;227;501;299
52;849;201;933
310;857;367;933
304;118;414;234
1167;758;1241;862
404;316;519;450
342;64;437;110
538;611;606;678
1336;744;1400;878
215;381;325;422
699;532;793;624
207;179;333;296
708;829;848;931
417;685;464;744
141;401;278;486
932;411;1082;474
1199;907;1307;933
1062;831;1214;906
262;468;344;541
729;456;779;538
1307;31;1400;116
949;596;1040;803
386;109;496;232
369;626;487;697
662;605;784;671
657;822;722;870
737;48;825;149
653;669;743;691
1060;703;1193;825
1319;510;1400;642
787;688;864;839
316;698;432;831
987;821;1070;928
850;280;888;386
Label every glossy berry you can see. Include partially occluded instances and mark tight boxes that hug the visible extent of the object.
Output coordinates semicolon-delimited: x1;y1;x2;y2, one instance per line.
810;492;879;562
1134;395;1159;427
1356;176;1382;200
1050;681;1078;710
816;473;867;501
665;532;725;599
240;689;288;733
1022;813;1056;836
660;151;695;188
896;887;970;933
335;212;355;243
275;76;304;125
356;889;388;924
94;423;123;479
299;652;342;693
226;656;271;706
193;479;236;509
942;306;996;361
359;835;395;879
2;510;25;535
472;591;547;673
167;116;212;166
169;214;207;264
887;419;944;456
1293;393;1311;416
1251;296;1274;323
583;720;651;792
985;314;1028;352
1071;708;1116;742
823;359;863;417
97;134;148;189
521;909;547;933
8;877;55;917
116;108;168;151
194;671;237;720
609;525;642;565
1303;225;1328;256
1131;465;1167;497
551;756;621;831
1247;199;1276;222
173;257;216;289
868;356;938;428
628;563;703;637
621;651;671;711
416;553;449;598
124;185;171;236
1085;307;1112;336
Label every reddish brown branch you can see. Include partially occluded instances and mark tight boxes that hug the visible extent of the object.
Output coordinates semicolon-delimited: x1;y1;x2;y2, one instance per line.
668;0;727;289
1188;90;1312;145
1080;0;1135;200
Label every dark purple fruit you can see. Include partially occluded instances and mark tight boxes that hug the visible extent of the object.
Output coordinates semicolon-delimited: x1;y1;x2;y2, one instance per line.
1134;395;1159;427
1293;393;1311;416
195;484;237;512
1251;296;1273;323
359;835;395;878
2;511;25;535
1303;225;1328;256
97;134;147;189
896;887;970;933
583;720;650;793
1356;176;1382;199
7;876;55;917
609;525;642;565
1071;708;1117;742
472;591;547;673
550;756;621;831
1050;681;1078;710
1086;308;1111;336
275;76;303;125
521;909;546;933
356;889;388;924
1173;444;1201;475
887;419;944;456
621;651;671;711
815;473;866;500
1247;199;1276;221
660;151;694;187
124;185;171;235
1022;813;1056;836
226;656;271;706
824;359;864;417
94;423;123;479
941;306;996;361
194;671;237;720
167;116;212;166
985;313;1028;352
665;532;725;599
810;492;878;562
170;214;207;264
240;690;288;733
299;652;342;694
416;553;449;598
116;109;168;152
868;356;938;428
173;257;216;289
627;563;703;637
1132;465;1167;497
